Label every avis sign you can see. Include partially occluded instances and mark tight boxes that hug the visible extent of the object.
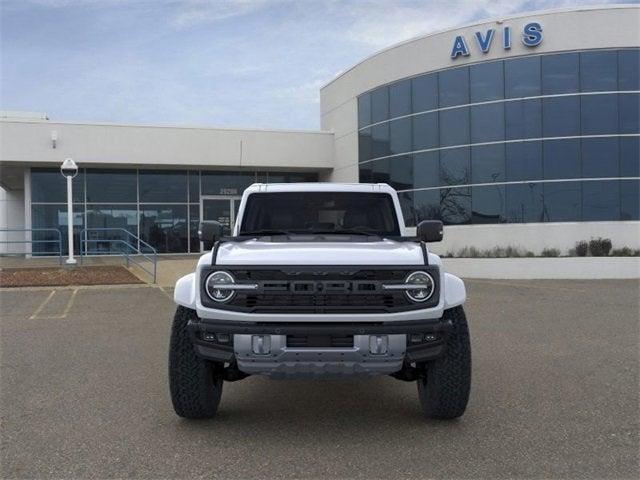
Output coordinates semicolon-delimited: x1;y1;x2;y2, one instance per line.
450;22;543;59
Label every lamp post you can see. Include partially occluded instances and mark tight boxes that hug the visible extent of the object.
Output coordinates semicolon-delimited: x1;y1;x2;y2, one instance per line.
60;158;78;265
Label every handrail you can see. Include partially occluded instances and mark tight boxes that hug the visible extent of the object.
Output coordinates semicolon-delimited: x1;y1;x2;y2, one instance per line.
79;228;157;283
0;228;63;264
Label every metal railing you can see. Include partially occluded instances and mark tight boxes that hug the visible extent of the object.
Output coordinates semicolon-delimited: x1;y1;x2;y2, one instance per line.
79;228;157;283
0;228;63;264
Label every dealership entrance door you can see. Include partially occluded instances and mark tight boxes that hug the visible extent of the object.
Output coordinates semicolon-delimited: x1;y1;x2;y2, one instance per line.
199;196;241;252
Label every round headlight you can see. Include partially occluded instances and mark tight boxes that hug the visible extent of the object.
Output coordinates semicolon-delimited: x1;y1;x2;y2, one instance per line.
404;271;435;303
205;271;235;302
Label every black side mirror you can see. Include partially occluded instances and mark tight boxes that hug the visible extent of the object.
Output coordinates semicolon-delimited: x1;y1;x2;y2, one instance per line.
199;221;225;250
417;220;443;242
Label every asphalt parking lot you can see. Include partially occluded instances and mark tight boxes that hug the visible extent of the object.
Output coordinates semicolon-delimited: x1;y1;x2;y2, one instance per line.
1;279;638;479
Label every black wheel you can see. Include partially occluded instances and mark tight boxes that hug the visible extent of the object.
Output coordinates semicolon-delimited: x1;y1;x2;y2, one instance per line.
169;306;224;419
417;306;471;419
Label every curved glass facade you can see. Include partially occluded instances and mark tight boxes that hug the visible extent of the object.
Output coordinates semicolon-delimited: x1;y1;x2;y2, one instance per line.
357;49;640;226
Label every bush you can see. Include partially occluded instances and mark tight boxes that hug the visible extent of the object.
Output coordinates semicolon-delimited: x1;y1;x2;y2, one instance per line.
610;247;640;257
541;247;561;257
574;241;589;257
589;237;612;257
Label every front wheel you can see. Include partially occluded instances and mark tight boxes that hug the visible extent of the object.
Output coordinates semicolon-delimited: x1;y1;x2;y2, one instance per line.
168;306;224;419
417;306;471;419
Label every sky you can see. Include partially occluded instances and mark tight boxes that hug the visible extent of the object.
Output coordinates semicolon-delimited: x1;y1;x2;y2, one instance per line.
0;0;630;130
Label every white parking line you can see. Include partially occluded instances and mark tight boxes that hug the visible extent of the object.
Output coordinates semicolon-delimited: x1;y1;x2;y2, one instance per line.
29;290;56;319
28;288;79;320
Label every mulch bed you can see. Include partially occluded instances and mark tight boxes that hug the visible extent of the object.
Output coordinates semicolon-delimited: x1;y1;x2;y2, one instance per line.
0;266;143;287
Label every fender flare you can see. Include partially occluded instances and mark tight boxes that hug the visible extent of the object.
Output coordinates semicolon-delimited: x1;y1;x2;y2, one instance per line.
174;273;197;309
443;272;466;309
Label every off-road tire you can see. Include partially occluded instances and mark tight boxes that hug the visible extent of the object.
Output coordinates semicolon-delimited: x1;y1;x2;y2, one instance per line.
417;306;471;419
169;306;224;419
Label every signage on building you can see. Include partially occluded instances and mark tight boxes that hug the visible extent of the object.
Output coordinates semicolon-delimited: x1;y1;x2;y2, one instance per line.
450;22;543;59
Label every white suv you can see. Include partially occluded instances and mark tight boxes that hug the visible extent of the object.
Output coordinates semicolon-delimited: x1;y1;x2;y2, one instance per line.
170;183;471;419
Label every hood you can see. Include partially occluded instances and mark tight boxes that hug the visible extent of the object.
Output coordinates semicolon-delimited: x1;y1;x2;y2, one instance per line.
214;238;425;265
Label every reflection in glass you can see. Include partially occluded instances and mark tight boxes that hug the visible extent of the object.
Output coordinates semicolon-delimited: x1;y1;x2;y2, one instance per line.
543;139;581;180
440;187;471;225
389;118;412;155
505;183;543;223
371;87;389;123
470;61;504;102
371;123;390;158
201;171;254;196
440;148;470;186
359;128;373;162
505;56;541;98
358;93;371;128
189;204;200;253
470;103;504;143
472;185;505;224
543;96;580;137
412;74;438;113
580;50;618;92
86;169;137;203
620;137;640;177
543;181;581;222
359;163;373;183
439;67;469;107
86;205;138;254
412;112;438;151
618;49;640;91
31;204;84;255
542;52;579;94
413;189;441;223
388;155;413;191
581;94;618;135
583;181;620;221
139;205;188;253
506;142;543;182
371;158;390;183
31;168;85;203
439;108;469;147
413;152;440;189
390;79;411;118
471;144;505;184
139;170;187;203
582;138;619;178
188;171;200;202
620;179;640;220
619;93;640;134
505;99;541;140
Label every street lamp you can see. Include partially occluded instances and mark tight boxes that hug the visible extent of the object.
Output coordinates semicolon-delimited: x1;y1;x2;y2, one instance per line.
60;158;78;265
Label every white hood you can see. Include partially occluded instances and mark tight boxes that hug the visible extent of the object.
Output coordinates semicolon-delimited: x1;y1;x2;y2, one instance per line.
213;239;425;265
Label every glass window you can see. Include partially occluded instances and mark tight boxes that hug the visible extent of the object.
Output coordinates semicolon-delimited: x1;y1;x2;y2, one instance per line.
580;51;618;92
543;96;580;137
470;61;504;102
188;171;200;202
583;180;620;221
471;144;505;184
86;169;136;203
439;67;469;107
506;141;543;182
371;87;389;123
440;187;471;225
472;185;505;224
359;163;373;183
139;205;188;253
505;99;542;140
620;137;640;177
619;49;640;91
470;103;504;143
189;204;200;253
413;152;440;189
581;94;618;135
440;147;470;186
389;117;412;155
582;138;619;178
542;52;579;95
413;189;441;222
619;93;640;134
412;74;438;113
31;204;84;255
543;181;581;222
371;158;390;183
439;107;469;147
139;170;187;203
621;179;639;220
412;112;438;151
358;93;372;128
359;128;373;162
505;56;541;98
86;205;138;254
544;139;581;180
388;155;413;191
390;79;411;118
371;123;390;158
506;183;544;223
201;171;254;196
31;168;84;203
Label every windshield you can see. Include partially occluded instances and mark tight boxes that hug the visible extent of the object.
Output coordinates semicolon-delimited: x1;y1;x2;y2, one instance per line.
239;192;400;236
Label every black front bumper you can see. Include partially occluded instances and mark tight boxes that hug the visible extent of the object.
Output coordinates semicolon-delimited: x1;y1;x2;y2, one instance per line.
188;317;452;364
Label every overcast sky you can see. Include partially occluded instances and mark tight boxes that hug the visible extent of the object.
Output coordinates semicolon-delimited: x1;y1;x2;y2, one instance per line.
0;0;628;130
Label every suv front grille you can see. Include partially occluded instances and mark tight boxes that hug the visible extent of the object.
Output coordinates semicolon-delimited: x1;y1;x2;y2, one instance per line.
286;335;354;348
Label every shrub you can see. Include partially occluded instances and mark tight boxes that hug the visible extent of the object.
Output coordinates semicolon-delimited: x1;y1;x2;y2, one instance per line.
541;247;561;257
574;241;589;257
589;237;612;257
610;247;640;257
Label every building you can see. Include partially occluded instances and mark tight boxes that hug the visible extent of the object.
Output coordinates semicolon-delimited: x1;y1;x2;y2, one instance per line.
1;5;639;256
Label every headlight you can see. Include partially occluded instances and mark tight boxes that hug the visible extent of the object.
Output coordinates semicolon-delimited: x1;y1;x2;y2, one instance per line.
404;271;435;303
205;271;236;302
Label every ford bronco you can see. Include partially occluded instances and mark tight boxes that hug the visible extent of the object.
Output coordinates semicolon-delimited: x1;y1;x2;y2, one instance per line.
169;183;471;419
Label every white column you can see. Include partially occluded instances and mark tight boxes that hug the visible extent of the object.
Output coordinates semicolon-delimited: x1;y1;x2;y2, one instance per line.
66;175;76;265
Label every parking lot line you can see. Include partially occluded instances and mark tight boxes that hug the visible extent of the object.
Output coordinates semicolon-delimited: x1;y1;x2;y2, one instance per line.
28;290;55;319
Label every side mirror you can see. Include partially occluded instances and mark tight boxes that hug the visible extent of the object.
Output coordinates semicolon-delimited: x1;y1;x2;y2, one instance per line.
199;221;225;250
416;220;443;242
